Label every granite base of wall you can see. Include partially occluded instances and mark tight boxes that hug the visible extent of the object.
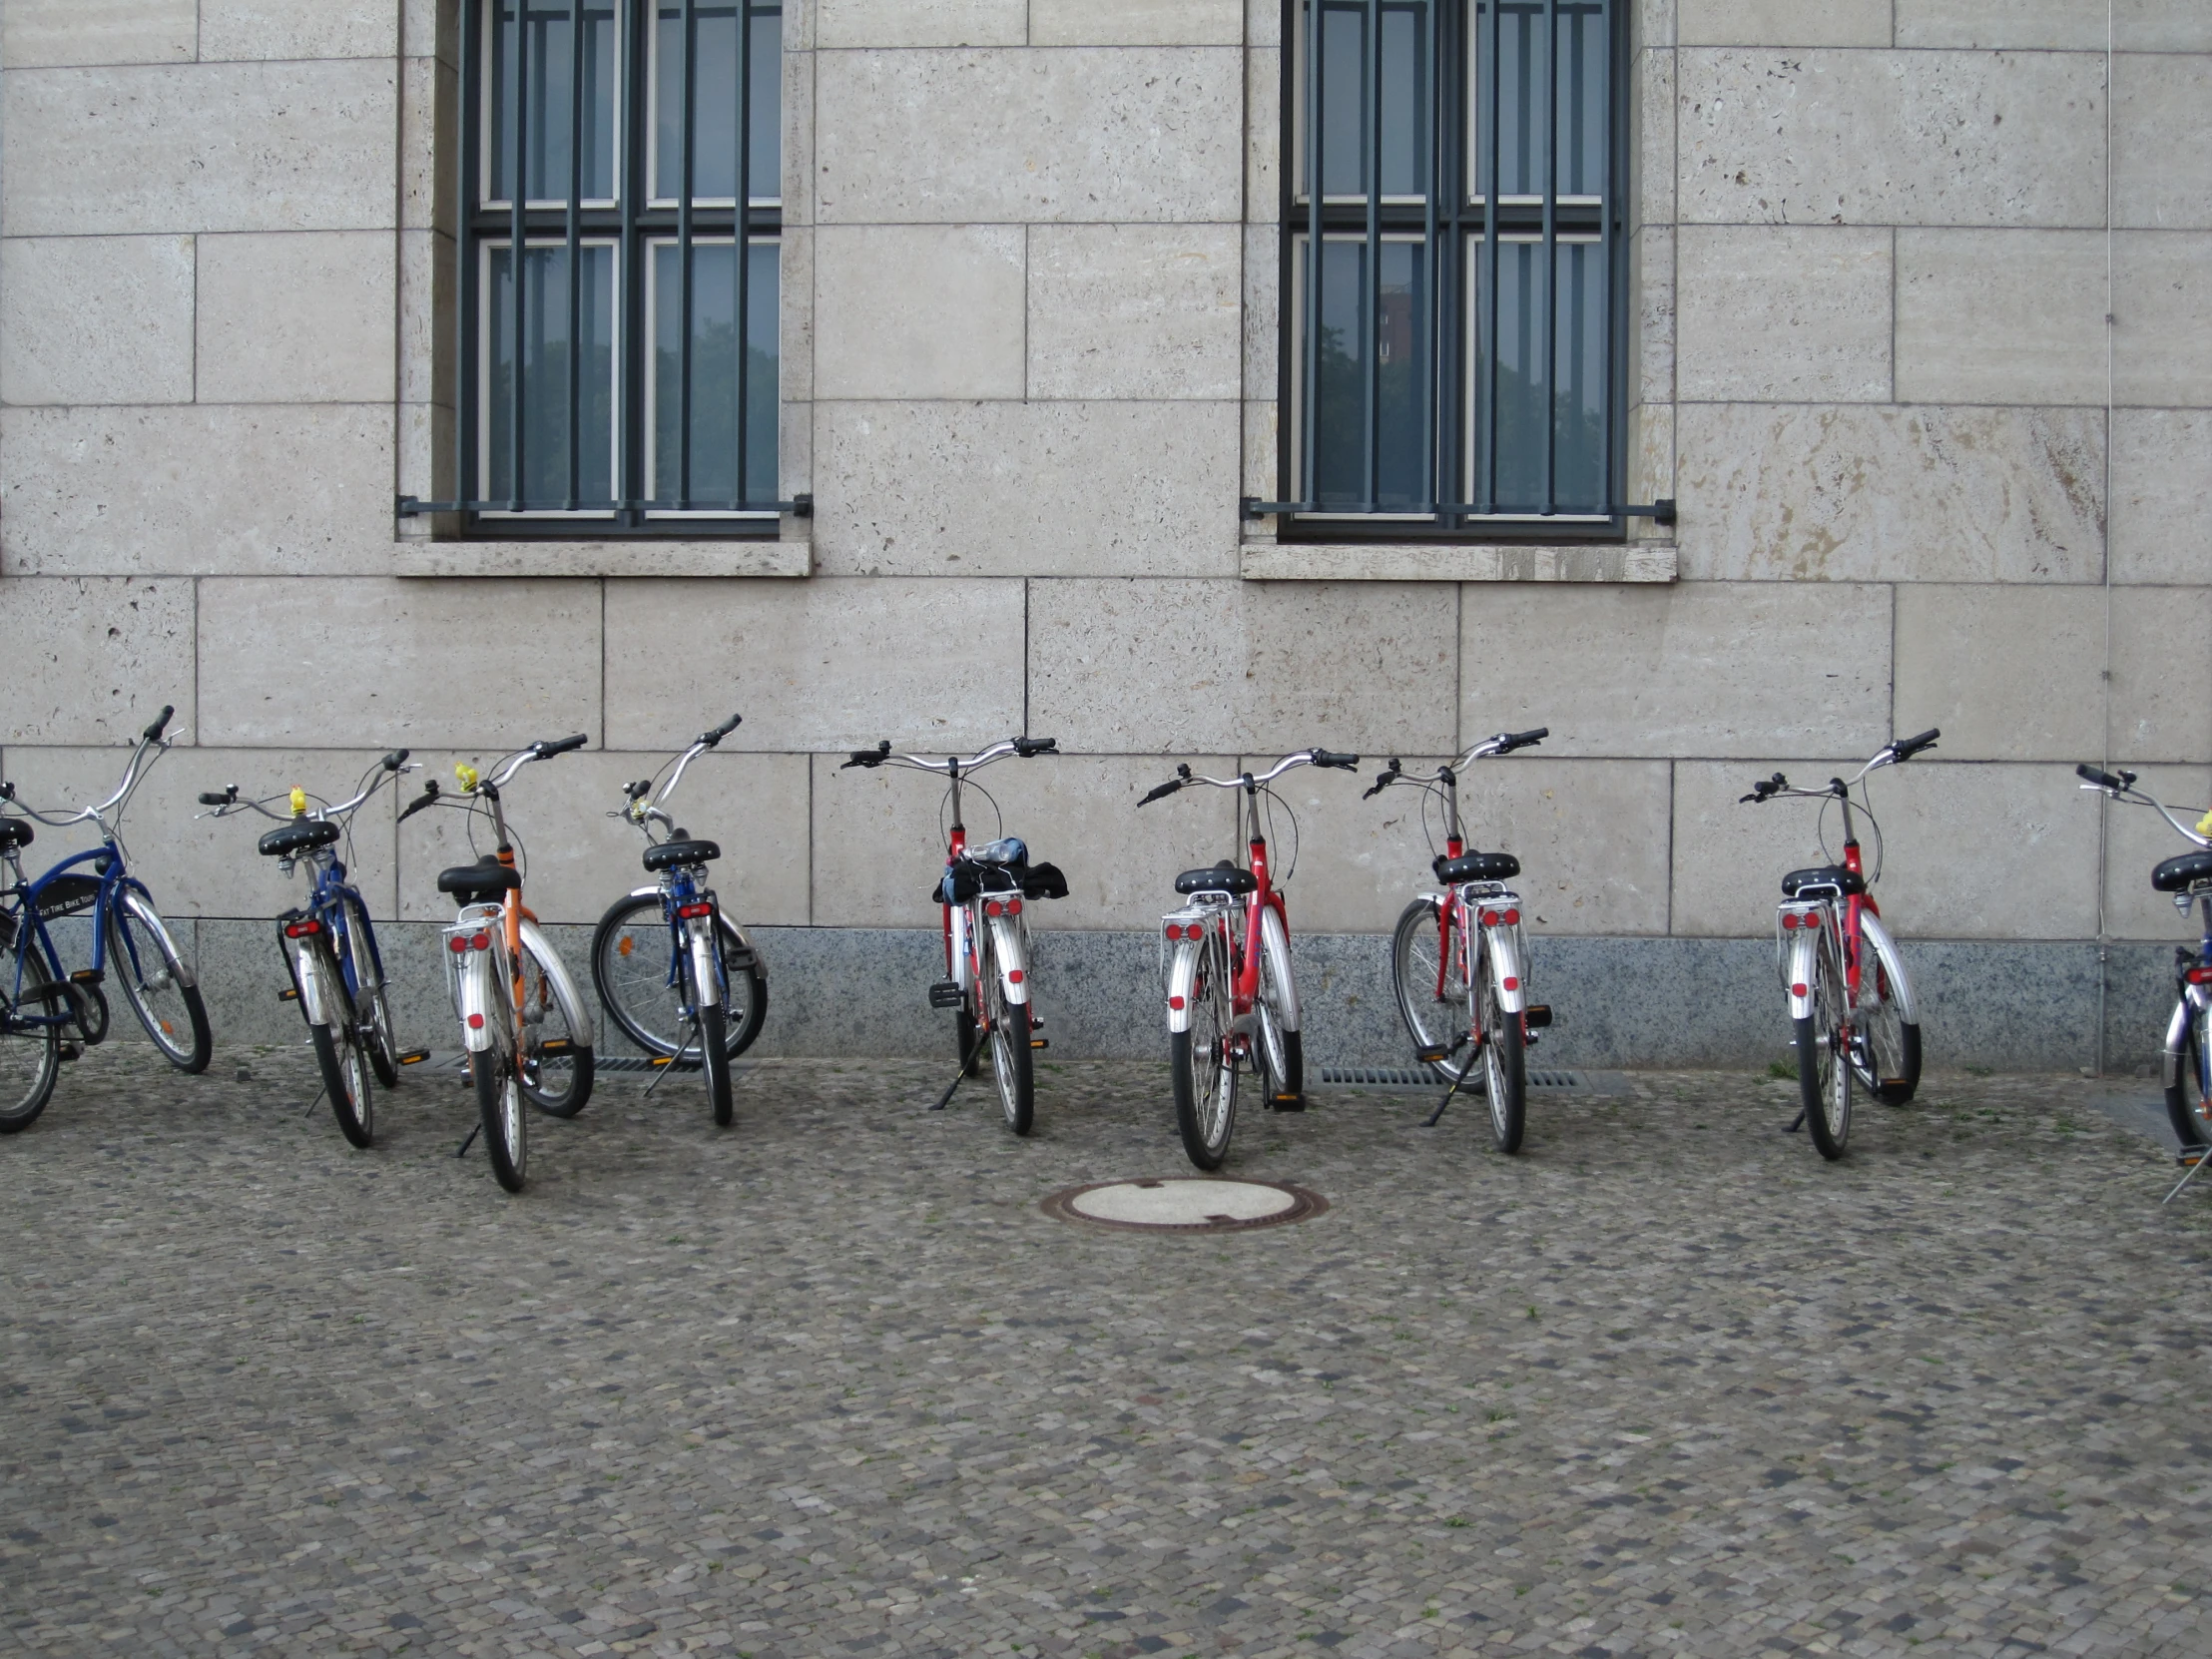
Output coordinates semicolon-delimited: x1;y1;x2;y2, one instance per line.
129;921;2195;1077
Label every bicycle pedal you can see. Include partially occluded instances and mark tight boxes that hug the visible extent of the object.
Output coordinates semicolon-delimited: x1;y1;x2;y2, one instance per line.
1271;1093;1306;1112
1413;1045;1449;1064
649;1055;674;1067
396;1048;431;1066
538;1038;573;1055
277;987;299;1002
57;1041;81;1063
69;968;105;985
927;978;964;1009
2180;1149;2208;1168
1522;1004;1553;1029
1030;1037;1049;1050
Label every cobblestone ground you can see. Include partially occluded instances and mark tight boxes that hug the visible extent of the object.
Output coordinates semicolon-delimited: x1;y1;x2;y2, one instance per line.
5;1044;2211;1659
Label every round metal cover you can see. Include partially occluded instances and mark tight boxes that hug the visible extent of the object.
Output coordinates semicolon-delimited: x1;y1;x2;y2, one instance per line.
1040;1177;1327;1234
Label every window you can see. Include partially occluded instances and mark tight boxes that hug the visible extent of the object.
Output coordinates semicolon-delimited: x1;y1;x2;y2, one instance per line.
451;0;785;535
1271;0;1631;537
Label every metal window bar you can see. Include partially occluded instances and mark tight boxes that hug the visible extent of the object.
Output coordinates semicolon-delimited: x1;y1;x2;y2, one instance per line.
1267;0;1656;530
418;0;792;529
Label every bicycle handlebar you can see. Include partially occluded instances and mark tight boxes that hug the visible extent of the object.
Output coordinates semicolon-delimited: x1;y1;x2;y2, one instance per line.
143;705;175;743
2076;762;2134;794
1890;728;1940;763
841;737;1054;774
1138;779;1182;807
534;733;589;758
701;711;743;747
2076;763;2212;849
1313;750;1359;771
398;781;441;823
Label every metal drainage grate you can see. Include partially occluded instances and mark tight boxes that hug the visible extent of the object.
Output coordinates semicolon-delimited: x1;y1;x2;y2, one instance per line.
1319;1064;1593;1091
419;1051;703;1075
1041;1178;1328;1235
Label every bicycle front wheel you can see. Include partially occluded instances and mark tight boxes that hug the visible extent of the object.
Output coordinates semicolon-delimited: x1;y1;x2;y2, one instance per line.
307;943;373;1148
1171;931;1238;1170
1478;965;1526;1154
518;931;595;1118
1255;908;1303;1106
0;948;63;1133
1852;927;1922;1106
107;892;211;1072
1392;897;1474;1082
1797;950;1852;1160
2165;1001;2211;1154
337;895;400;1088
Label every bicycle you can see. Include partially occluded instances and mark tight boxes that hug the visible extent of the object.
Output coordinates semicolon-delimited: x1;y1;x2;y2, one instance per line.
0;706;211;1101
0;819;71;1133
399;737;598;1191
590;711;770;1127
1740;729;1937;1160
840;735;1063;1135
2072;763;2212;1194
1363;728;1554;1153
196;752;425;1147
1140;747;1360;1170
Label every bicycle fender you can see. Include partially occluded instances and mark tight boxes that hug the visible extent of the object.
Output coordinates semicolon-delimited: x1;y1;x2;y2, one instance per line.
1483;923;1527;1015
1258;904;1301;1033
2164;997;2197;1089
291;939;331;1026
455;950;502;1053
686;915;723;1010
987;914;1029;1006
1785;932;1821;1021
719;916;765;977
118;886;198;990
949;904;973;993
517;916;596;1047
1164;940;1202;1034
1856;910;1917;1024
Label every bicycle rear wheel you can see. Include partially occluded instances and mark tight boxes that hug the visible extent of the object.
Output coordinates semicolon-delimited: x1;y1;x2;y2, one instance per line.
107;892;211;1072
337;896;400;1087
306;943;373;1148
1478;964;1526;1154
0;948;63;1133
977;928;1034;1135
1798;949;1852;1160
1171;931;1238;1170
1392;897;1474;1082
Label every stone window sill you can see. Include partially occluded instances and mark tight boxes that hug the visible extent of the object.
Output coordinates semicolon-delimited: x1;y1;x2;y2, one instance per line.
393;539;814;579
1240;542;1676;582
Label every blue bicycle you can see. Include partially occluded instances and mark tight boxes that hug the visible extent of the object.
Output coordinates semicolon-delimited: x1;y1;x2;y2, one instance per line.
589;712;769;1127
198;752;422;1147
0;706;211;1130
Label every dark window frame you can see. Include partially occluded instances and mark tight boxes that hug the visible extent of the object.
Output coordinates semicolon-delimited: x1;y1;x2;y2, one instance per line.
1268;0;1639;544
440;0;790;541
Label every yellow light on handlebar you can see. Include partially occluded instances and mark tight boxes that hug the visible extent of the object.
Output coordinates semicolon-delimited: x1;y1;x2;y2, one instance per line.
288;787;307;818
2198;809;2212;838
455;763;479;792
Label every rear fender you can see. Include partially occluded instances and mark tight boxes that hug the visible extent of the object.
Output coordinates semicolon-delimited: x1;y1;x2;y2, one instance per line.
1164;937;1203;1034
1784;929;1821;1021
987;912;1029;1006
1481;923;1527;1014
290;937;331;1026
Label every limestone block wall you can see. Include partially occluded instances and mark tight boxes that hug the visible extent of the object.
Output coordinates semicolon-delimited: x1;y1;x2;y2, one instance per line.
1;0;2207;1070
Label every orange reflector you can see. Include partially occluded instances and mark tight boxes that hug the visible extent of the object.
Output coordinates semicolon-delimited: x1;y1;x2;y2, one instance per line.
617;935;635;957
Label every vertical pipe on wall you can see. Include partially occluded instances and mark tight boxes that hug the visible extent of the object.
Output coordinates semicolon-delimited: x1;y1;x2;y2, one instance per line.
1420;0;1438;514
678;0;698;508
1476;0;1499;513
1303;0;1325;507
459;0;484;509
1362;0;1382;510
564;0;585;509
735;0;754;506
1539;0;1556;516
507;0;529;508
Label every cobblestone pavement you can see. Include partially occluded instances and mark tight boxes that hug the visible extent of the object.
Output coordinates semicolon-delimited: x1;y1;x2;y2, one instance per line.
5;1045;2211;1659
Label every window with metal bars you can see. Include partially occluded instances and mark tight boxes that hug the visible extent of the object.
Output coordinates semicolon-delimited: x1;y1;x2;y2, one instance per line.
436;0;788;536
1263;0;1649;538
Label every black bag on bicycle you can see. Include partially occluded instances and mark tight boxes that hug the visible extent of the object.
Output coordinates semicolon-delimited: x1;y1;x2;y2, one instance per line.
1020;861;1069;900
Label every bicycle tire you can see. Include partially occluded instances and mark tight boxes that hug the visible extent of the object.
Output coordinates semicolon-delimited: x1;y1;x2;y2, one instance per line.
338;895;400;1088
1852;927;1921;1105
473;1048;528;1192
977;928;1034;1135
1479;966;1527;1154
1255;908;1304;1105
0;948;63;1133
1391;897;1475;1083
305;942;373;1148
698;998;734;1127
106;892;211;1072
592;893;762;1061
1797;951;1852;1159
2165;1001;2210;1153
1171;931;1237;1170
518;929;595;1119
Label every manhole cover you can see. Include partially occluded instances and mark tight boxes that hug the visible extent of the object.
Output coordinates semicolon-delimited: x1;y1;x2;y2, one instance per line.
1040;1178;1328;1234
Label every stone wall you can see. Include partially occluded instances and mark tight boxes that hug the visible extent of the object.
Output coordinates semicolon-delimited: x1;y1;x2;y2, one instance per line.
1;1;2207;1070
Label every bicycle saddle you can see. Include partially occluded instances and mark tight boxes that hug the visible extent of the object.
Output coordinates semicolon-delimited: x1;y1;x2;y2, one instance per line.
437;854;520;902
1175;860;1257;896
1781;864;1866;898
643;836;720;872
1434;850;1519;884
0;818;31;850
2152;850;2212;892
259;820;340;858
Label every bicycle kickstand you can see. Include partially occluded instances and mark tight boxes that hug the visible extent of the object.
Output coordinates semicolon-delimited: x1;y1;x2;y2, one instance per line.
930;1025;991;1112
2162;1147;2211;1206
1425;1063;1473;1128
298;1082;328;1119
1786;1109;1807;1134
456;1122;480;1158
643;1023;697;1100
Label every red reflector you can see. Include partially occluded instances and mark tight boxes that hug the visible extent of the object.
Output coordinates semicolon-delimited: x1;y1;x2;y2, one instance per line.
1502;908;1519;926
1169;995;1185;1011
677;901;712;918
1164;923;1182;940
470;931;491;951
466;1012;484;1029
1007;897;1022;915
985;900;1003;917
1501;977;1518;992
1791;982;1808;998
2189;966;2212;985
447;935;469;954
1781;912;1799;929
1480;909;1500;927
284;919;319;938
1008;969;1023;984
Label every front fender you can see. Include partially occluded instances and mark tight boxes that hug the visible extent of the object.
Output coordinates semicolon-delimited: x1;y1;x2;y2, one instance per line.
1784;931;1820;1021
1857;909;1916;1024
988;913;1029;1006
117;881;198;989
1258;904;1300;1032
517;916;596;1046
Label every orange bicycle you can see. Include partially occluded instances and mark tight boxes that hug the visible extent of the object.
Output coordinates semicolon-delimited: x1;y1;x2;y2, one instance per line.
400;737;596;1191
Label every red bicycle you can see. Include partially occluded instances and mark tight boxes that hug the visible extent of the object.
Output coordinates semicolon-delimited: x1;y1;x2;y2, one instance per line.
1740;730;1936;1159
1140;748;1359;1169
841;735;1062;1134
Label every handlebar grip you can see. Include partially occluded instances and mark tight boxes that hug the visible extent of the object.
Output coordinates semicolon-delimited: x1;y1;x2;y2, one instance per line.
197;792;232;807
381;749;409;771
536;733;590;757
1014;736;1058;757
398;780;441;823
1138;780;1182;807
1891;727;1939;761
143;705;175;743
1313;750;1360;771
1503;727;1549;750
702;711;743;746
2076;763;2126;791
842;752;882;769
